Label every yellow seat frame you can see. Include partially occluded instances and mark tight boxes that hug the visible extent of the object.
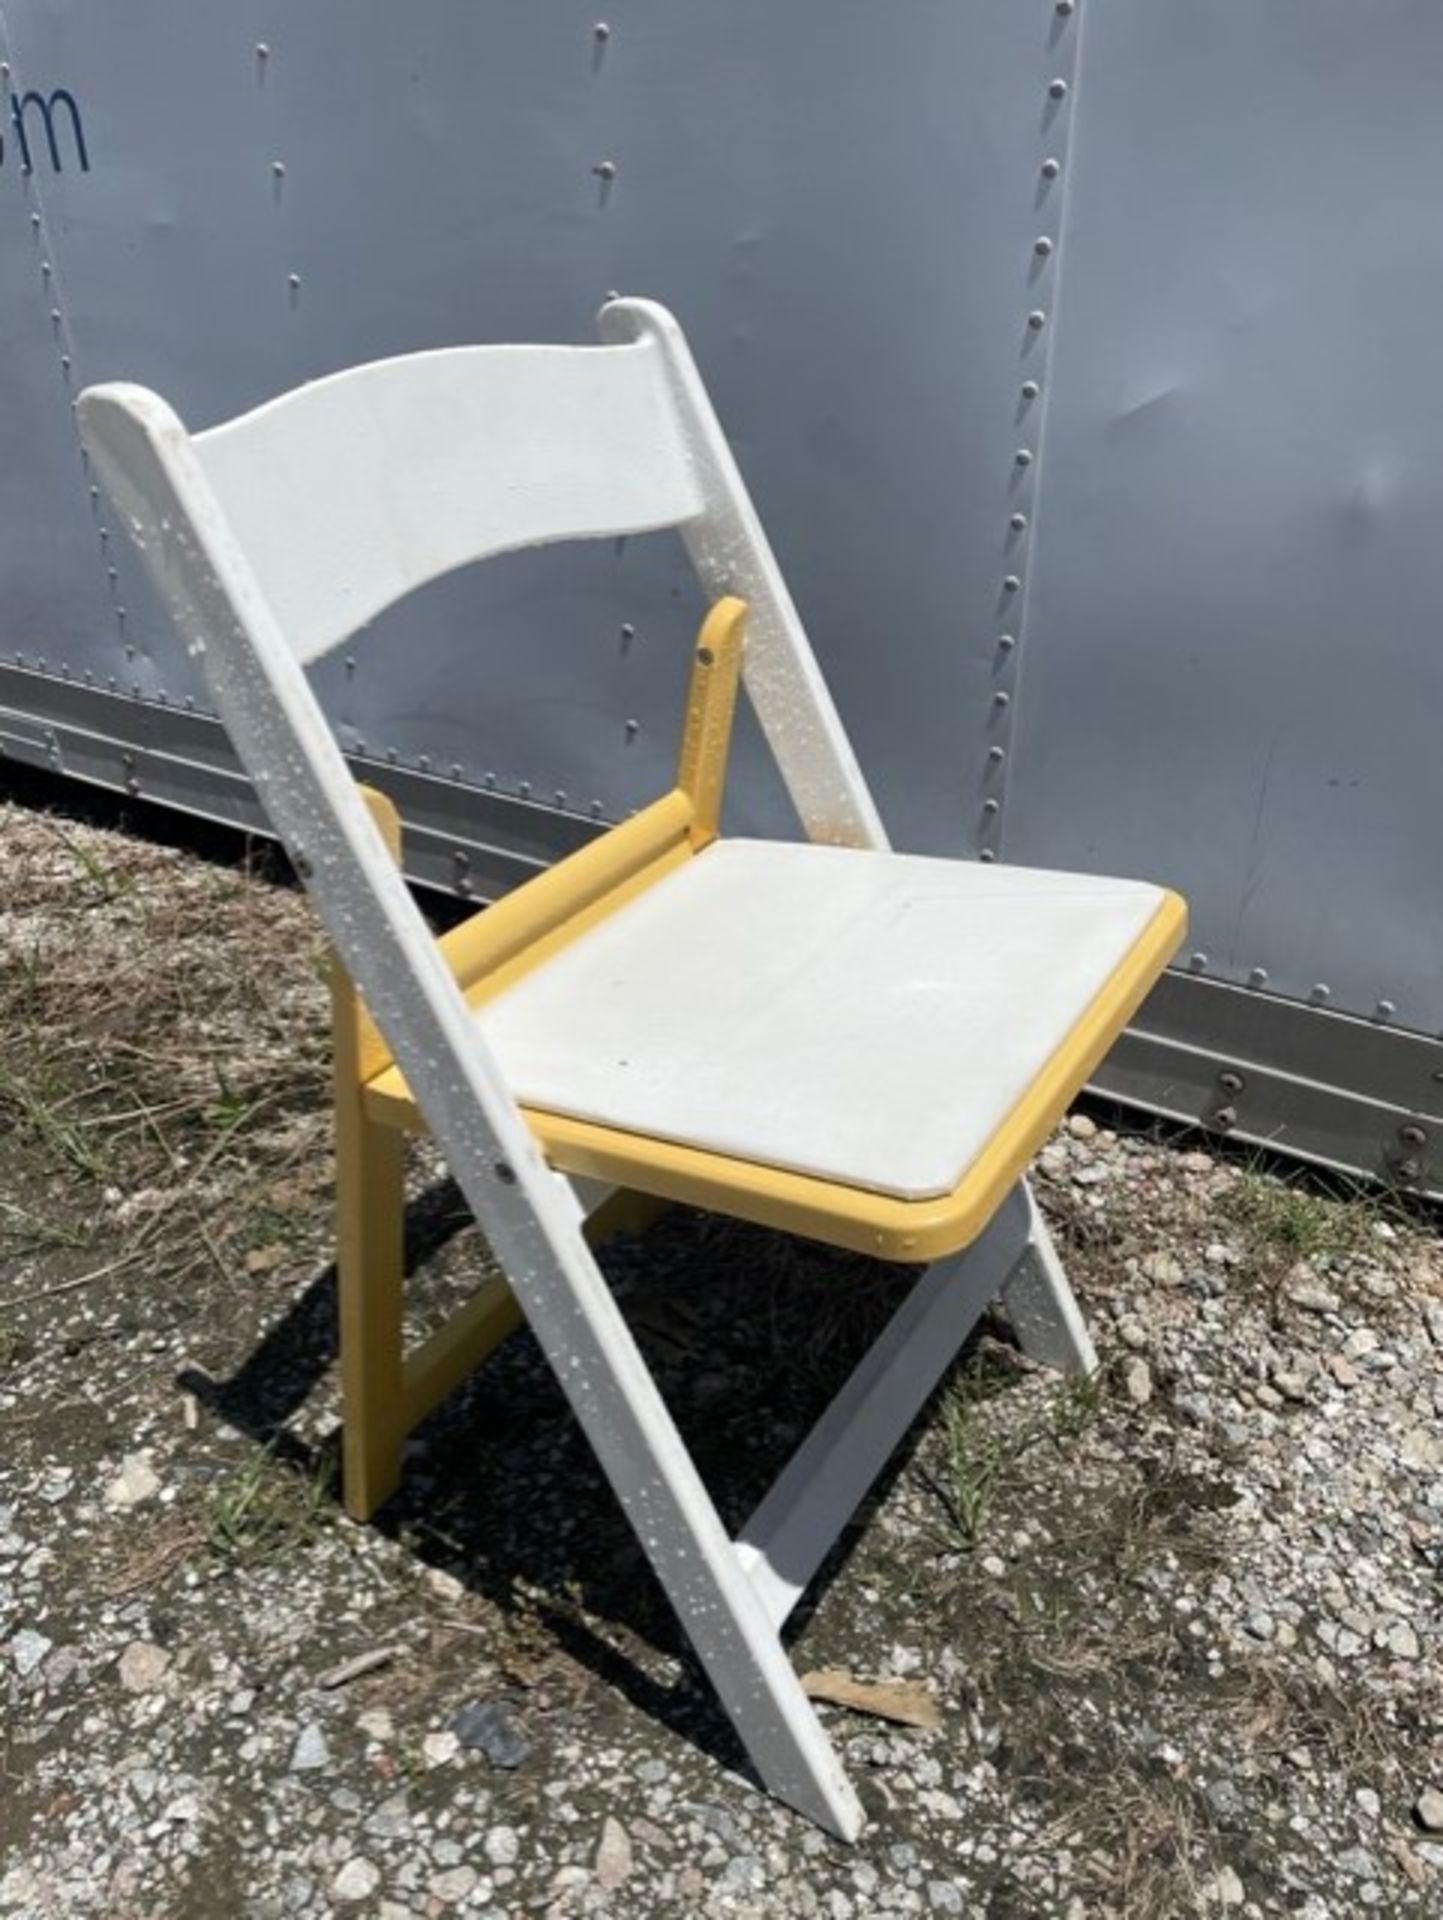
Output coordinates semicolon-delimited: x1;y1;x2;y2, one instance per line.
332;596;1184;1518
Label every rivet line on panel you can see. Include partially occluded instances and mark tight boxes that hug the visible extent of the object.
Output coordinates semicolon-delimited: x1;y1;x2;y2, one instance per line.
977;0;1082;861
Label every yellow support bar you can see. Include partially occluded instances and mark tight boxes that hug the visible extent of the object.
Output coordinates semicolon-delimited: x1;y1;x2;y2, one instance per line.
677;595;746;847
401;1274;524;1431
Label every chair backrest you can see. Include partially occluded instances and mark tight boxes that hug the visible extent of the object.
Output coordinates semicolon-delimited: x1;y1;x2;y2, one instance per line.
81;298;884;854
192;340;706;666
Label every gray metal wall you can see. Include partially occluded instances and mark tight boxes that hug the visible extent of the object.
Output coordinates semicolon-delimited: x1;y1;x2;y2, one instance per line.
1008;0;1443;1033
1;1;1439;1182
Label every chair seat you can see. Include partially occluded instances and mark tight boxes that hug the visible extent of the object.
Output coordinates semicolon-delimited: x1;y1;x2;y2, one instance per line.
473;839;1181;1202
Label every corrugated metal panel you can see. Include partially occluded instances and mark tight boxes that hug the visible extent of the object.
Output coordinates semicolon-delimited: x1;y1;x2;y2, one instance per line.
1007;0;1443;1031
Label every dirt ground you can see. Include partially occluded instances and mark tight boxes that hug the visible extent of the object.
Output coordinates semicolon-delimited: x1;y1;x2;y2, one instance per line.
1;769;1441;1920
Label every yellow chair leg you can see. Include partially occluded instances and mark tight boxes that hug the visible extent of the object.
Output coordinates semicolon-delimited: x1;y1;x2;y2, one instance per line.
336;1106;407;1521
333;784;409;1521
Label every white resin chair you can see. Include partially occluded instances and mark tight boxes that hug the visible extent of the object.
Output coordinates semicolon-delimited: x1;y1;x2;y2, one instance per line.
78;300;1184;1839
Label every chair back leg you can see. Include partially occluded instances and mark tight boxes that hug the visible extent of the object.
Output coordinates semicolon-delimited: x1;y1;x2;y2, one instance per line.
999;1181;1099;1376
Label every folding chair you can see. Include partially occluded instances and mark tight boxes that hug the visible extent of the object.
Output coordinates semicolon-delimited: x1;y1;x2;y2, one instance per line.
78;300;1184;1839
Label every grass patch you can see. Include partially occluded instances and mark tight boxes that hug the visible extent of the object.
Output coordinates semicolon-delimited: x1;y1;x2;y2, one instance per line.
205;1444;337;1565
932;1354;1106;1549
0;1197;92;1255
46;821;138;904
1218;1163;1388;1295
0;1063;113;1183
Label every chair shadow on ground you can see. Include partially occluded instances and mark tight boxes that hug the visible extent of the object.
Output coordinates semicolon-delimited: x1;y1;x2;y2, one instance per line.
180;1186;988;1786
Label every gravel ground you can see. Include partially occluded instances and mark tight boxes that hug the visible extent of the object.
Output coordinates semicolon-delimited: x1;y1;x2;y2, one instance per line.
1;776;1441;1920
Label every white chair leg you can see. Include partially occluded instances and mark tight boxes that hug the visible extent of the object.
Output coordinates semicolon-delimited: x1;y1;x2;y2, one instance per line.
736;1184;1031;1629
497;1217;866;1840
999;1179;1098;1376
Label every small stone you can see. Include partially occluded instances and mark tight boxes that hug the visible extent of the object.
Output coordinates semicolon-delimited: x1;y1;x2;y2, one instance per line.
1341;1327;1379;1360
105;1453;161;1509
1211;1864;1245;1907
1072;1163;1107;1188
290;1723;330;1771
981;1554;1007;1578
1117;1319;1148;1352
423;1567;464;1602
1285;1275;1339;1314
364;1795;411;1842
1067;1113;1097;1140
331;1858;380;1904
357;1708;394;1743
594;1817;633;1891
42;1647;81;1690
1140;1251;1184;1286
1207;1778;1245;1819
422;1730;460;1768
1336;1845;1377;1879
483;1826;520;1867
1123;1358;1153;1406
1400;1427;1443;1469
1414;1787;1443;1833
1386;1621;1420;1660
428;1866;478;1904
10;1629;52;1677
450;1700;530;1769
927;1885;965;1914
1327;1355;1360;1389
1271;1371;1310;1404
118;1641;171;1693
1244;1611;1274;1642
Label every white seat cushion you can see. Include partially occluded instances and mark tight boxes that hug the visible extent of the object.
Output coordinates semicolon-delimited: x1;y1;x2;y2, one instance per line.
479;840;1168;1201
